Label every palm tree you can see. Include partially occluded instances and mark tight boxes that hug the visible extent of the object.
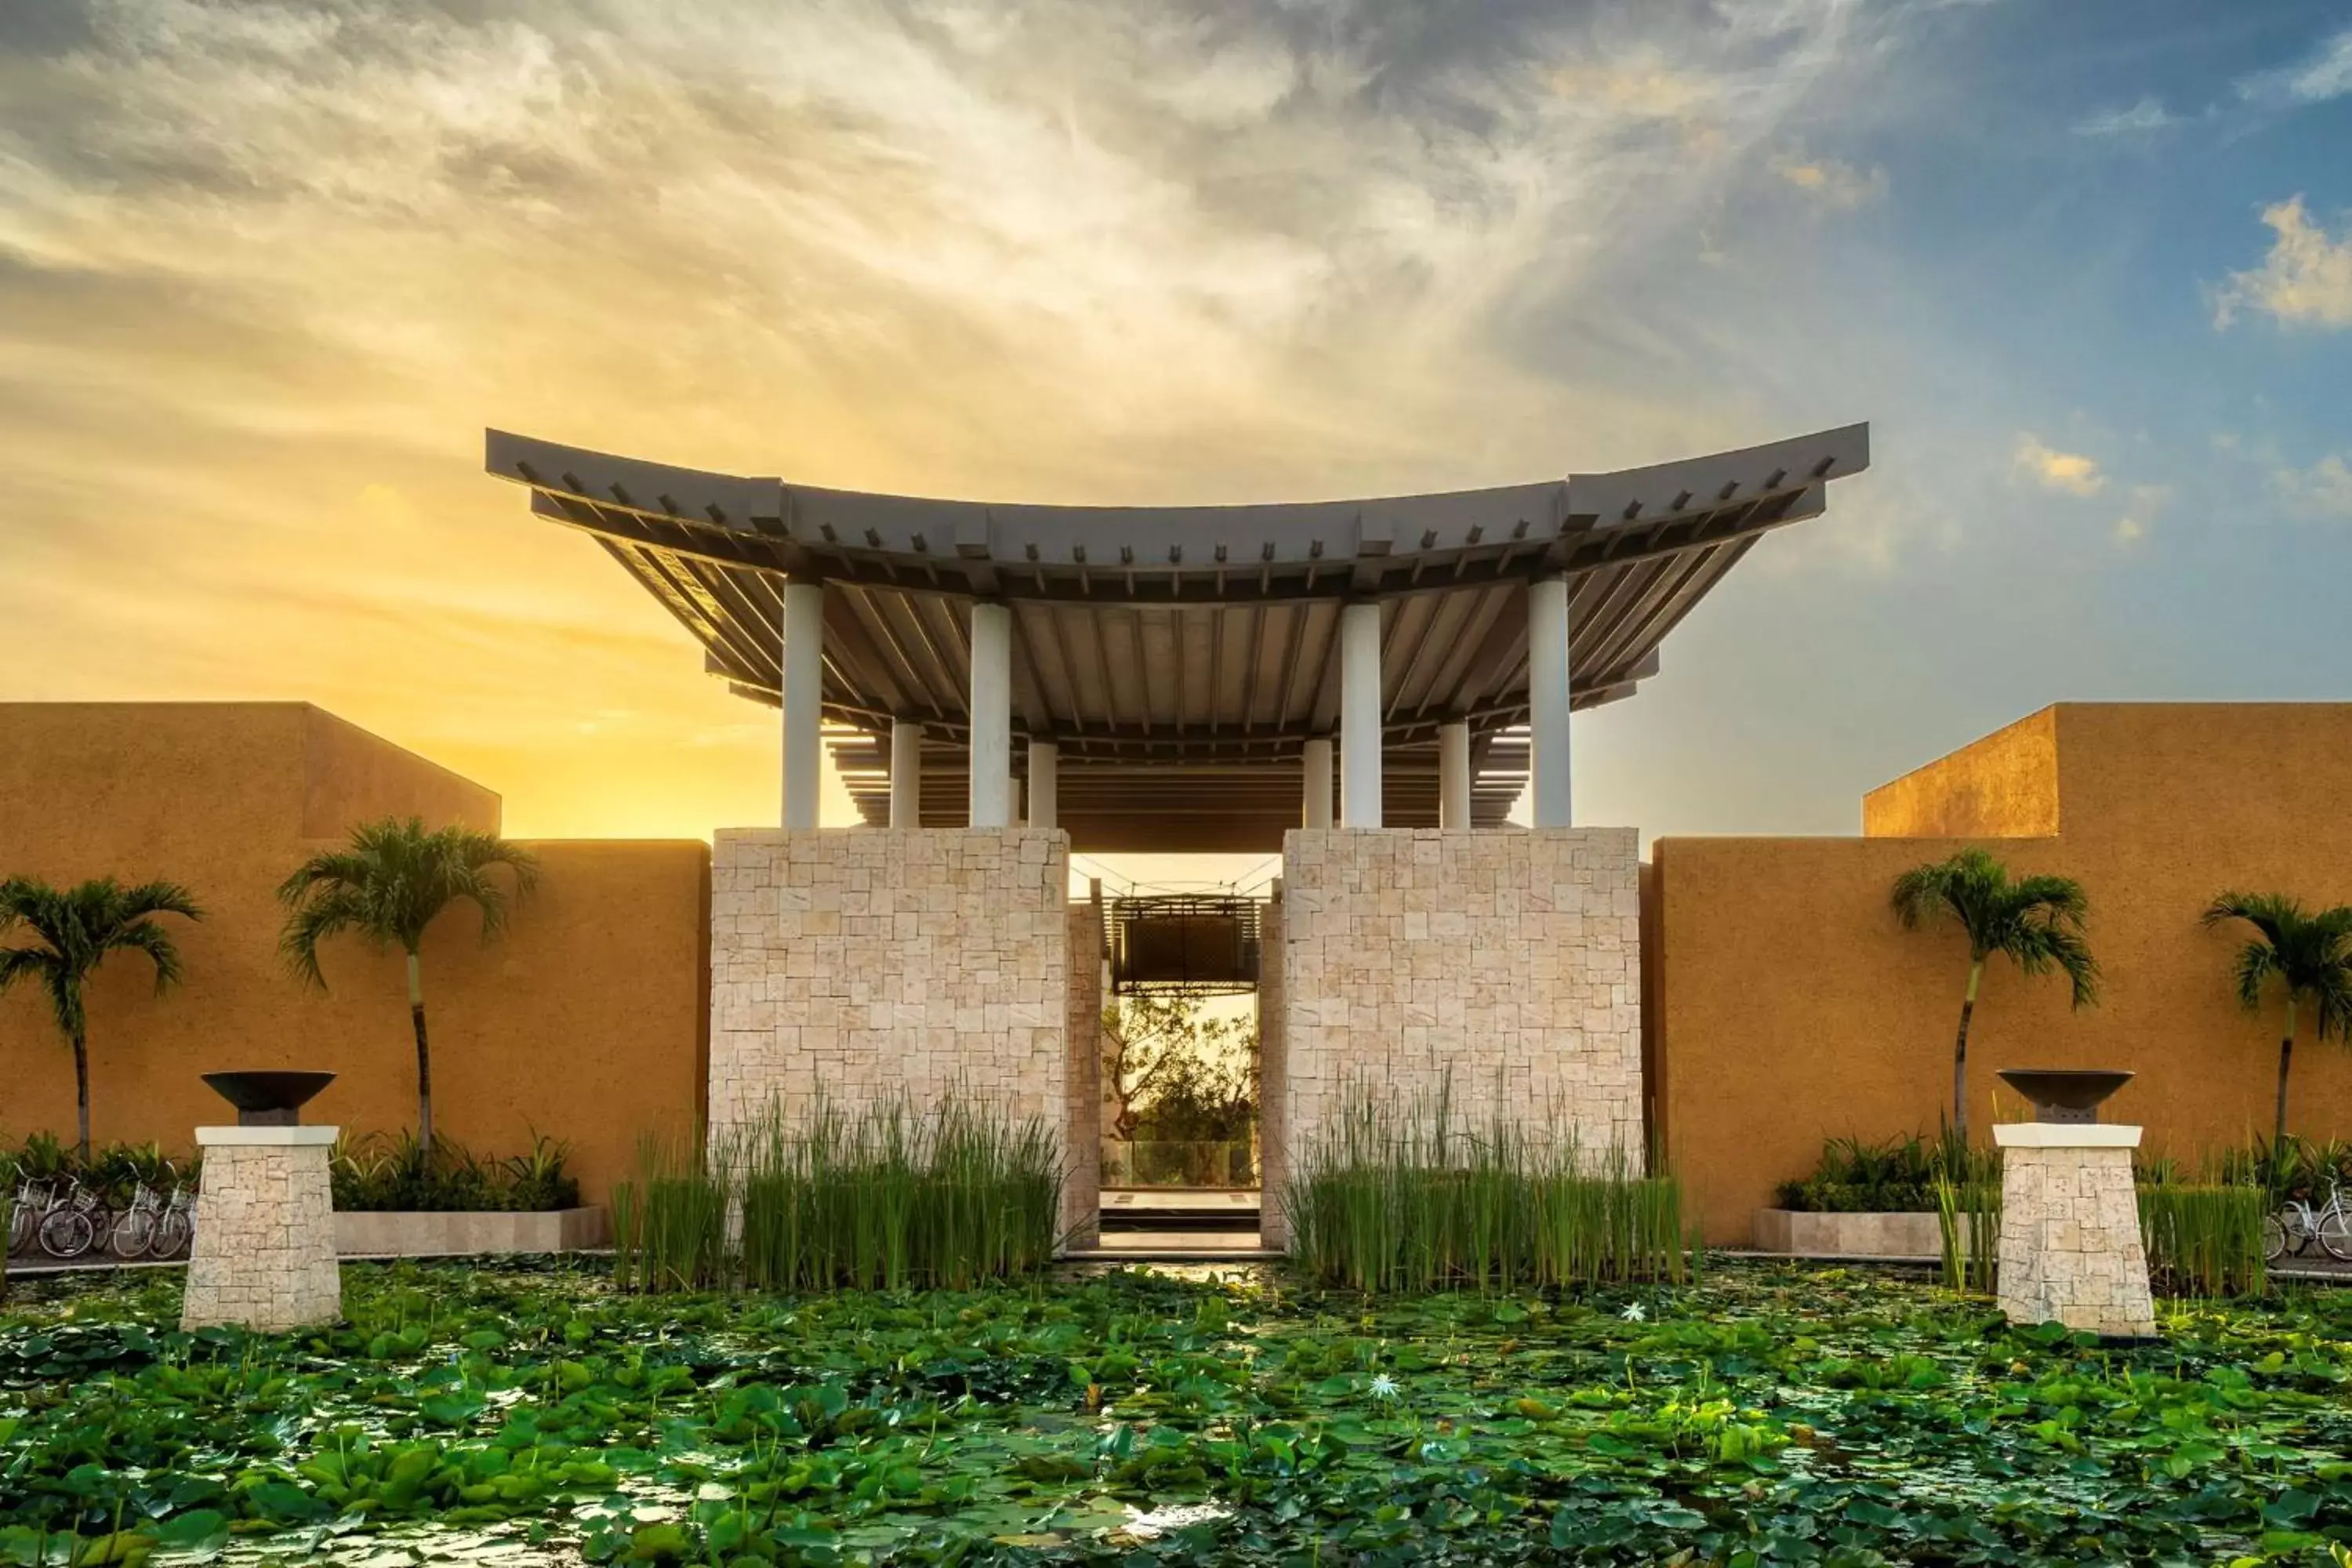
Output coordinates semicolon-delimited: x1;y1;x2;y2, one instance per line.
2200;893;2352;1148
277;818;538;1148
1891;849;2099;1142
0;877;203;1163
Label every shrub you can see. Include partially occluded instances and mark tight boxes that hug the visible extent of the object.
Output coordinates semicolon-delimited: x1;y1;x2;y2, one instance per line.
2211;1134;2352;1203
1777;1131;1994;1214
1285;1080;1690;1292
329;1132;580;1213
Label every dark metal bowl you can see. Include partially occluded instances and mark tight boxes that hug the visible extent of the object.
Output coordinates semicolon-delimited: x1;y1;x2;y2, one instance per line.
201;1071;337;1126
1997;1069;2134;1124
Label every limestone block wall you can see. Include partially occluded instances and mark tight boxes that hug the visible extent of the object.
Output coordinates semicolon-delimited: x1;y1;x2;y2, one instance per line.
1063;899;1104;1245
183;1128;342;1331
1258;897;1290;1246
1994;1128;2158;1337
1279;829;1643;1193
710;829;1071;1153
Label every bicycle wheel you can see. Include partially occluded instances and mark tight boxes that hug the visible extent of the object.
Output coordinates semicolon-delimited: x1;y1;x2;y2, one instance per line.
7;1203;34;1255
39;1207;96;1259
112;1208;155;1259
2318;1207;2352;1264
151;1210;191;1259
2263;1211;2289;1261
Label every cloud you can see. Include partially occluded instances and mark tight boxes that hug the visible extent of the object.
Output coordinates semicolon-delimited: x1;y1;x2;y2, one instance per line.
2274;456;2352;520
2213;196;2352;329
2110;484;2169;545
2238;26;2352;106
2072;95;2177;136
1769;151;1886;208
2014;434;2107;497
0;0;1918;834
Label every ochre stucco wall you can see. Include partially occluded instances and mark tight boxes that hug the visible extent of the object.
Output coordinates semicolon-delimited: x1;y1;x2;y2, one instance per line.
1861;706;2060;839
0;704;707;1204
1656;703;2352;1243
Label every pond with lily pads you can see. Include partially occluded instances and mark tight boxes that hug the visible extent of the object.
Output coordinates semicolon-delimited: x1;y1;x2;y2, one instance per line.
4;1258;2351;1565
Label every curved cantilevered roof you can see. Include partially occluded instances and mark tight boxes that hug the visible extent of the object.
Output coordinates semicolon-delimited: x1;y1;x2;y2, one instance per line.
486;423;1868;851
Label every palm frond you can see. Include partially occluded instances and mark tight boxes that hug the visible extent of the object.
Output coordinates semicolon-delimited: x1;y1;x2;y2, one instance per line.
111;920;187;995
276;816;537;978
2205;893;2352;1029
0;945;56;997
2202;891;2299;946
0;876;201;1030
278;887;376;990
114;881;202;924
2230;940;2280;1012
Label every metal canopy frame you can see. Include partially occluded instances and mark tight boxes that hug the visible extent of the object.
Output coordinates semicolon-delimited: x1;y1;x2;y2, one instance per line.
1106;895;1263;997
486;423;1869;848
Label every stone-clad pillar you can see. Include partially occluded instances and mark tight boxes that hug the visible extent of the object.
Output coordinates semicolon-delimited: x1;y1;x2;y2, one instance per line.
1993;1122;2157;1338
183;1125;342;1331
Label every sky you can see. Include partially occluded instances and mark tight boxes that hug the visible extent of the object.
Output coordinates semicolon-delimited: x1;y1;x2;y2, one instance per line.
3;0;2350;860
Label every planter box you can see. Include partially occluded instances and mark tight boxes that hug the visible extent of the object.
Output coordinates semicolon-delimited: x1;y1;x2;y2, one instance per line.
1752;1208;1954;1259
335;1206;608;1258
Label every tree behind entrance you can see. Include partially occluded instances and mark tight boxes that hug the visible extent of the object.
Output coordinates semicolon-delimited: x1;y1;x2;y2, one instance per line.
1101;993;1256;1184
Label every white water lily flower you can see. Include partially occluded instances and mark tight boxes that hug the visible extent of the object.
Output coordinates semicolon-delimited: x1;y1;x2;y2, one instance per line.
1369;1373;1400;1399
1620;1302;1646;1323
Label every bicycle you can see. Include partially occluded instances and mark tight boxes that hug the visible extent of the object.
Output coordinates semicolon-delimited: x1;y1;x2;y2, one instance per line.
8;1178;51;1255
2263;1180;2352;1263
37;1178;108;1261
111;1182;165;1259
152;1183;195;1259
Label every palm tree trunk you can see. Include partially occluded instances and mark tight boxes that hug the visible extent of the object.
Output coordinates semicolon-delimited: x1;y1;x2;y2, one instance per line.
1952;960;1984;1144
407;950;433;1149
73;1025;91;1167
2274;994;2297;1149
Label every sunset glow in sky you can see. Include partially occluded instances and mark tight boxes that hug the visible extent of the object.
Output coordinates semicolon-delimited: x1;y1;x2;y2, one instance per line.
4;0;2349;844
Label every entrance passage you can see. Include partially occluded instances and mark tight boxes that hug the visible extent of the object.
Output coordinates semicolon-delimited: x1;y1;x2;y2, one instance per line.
1095;893;1265;1247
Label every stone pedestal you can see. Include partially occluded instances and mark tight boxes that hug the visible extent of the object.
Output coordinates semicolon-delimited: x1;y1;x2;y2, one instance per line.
1993;1123;2156;1338
183;1126;342;1331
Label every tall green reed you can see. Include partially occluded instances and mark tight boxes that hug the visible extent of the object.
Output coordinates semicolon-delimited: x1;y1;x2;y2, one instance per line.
1933;1177;2000;1294
612;1094;1062;1295
610;1132;729;1293
1285;1079;1688;1291
2138;1185;2266;1298
1936;1174;2267;1298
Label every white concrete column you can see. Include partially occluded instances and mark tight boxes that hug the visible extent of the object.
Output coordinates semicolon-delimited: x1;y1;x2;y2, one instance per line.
968;601;1013;827
1526;575;1573;829
1339;601;1383;829
1439;720;1472;829
780;579;826;831
1027;739;1058;829
888;720;923;829
1301;737;1334;829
